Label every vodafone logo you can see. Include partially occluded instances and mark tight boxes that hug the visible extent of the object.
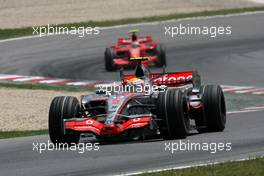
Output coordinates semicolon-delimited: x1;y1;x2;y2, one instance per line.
152;74;192;84
133;118;141;122
86;120;94;125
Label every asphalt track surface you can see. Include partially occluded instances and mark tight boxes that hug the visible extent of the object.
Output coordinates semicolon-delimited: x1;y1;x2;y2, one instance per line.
0;12;264;176
0;111;264;176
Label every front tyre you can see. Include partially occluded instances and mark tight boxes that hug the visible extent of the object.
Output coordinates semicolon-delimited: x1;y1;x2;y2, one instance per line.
156;89;189;140
202;85;226;132
49;96;81;144
155;44;166;67
104;48;116;71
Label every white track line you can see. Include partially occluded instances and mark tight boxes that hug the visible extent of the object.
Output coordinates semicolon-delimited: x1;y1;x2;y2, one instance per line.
221;85;264;95
234;88;264;94
0;75;24;80
12;76;46;82
38;79;69;84
227;109;262;115
228;104;264;114
221;86;255;92
244;105;264;110
66;81;101;86
1;11;264;43
66;82;93;86
252;91;264;95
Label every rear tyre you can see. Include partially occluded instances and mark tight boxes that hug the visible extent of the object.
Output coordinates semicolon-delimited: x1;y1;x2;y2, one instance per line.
201;85;226;132
49;96;81;144
104;48;116;71
155;44;166;67
156;89;189;139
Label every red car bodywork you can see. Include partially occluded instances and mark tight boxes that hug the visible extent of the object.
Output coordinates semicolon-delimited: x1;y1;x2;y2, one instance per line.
64;71;196;138
64;93;152;136
111;36;160;67
65;116;150;136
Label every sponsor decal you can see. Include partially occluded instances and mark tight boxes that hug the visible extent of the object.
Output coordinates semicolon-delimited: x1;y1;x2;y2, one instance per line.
133;118;141;122
86;120;94;125
152;73;193;84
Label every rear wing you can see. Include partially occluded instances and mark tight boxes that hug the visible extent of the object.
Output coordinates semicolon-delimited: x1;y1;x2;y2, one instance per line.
129;57;149;61
122;71;201;88
117;36;152;45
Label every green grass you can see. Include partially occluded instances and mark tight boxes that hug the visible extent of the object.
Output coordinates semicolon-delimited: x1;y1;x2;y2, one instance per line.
1;6;264;39
141;157;264;176
0;81;94;92
0;130;48;139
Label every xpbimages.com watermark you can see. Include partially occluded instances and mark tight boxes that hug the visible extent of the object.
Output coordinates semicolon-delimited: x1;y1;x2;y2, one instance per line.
164;140;232;154
32;140;100;154
32;24;100;37
165;24;232;38
96;81;166;95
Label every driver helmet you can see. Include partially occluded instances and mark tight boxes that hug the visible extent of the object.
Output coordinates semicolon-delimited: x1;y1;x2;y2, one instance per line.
131;41;139;48
126;77;145;92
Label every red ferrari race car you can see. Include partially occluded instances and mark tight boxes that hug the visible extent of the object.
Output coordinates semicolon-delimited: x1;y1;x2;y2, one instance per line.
49;58;226;144
104;29;166;71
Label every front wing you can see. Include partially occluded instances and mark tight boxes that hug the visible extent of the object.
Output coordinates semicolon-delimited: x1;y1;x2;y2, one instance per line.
65;116;151;136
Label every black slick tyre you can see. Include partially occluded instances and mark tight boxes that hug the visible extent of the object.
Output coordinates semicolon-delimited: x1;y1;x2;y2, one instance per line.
155;44;166;67
156;89;188;139
49;96;81;144
201;85;226;132
104;48;116;71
